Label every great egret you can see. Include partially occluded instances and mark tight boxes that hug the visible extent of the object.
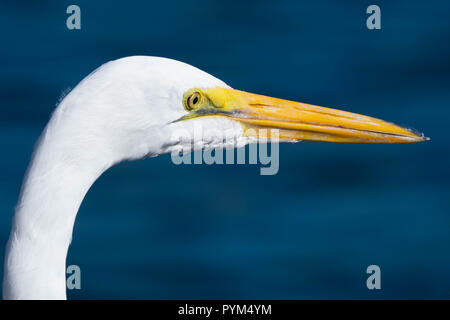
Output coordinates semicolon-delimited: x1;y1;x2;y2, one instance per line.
2;56;426;299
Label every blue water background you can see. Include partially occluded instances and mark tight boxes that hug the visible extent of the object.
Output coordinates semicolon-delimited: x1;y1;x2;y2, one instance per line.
0;1;449;299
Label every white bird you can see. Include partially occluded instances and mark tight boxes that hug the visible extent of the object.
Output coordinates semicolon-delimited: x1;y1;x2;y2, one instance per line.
2;56;426;299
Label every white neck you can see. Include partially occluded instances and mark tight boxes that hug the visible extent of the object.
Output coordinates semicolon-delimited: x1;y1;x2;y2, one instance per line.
3;114;113;299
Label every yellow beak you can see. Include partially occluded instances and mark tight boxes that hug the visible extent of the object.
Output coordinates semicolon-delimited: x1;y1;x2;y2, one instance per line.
197;87;427;143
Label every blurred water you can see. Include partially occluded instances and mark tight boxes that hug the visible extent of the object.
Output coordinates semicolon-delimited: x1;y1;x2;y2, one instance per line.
0;0;449;299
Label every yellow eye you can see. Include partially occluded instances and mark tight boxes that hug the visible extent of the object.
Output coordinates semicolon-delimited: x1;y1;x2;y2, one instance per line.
185;91;201;110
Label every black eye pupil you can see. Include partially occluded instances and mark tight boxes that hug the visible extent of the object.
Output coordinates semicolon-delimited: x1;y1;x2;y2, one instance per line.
192;96;198;104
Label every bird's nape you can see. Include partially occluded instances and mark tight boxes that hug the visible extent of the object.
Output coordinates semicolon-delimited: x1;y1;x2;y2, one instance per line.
178;87;428;144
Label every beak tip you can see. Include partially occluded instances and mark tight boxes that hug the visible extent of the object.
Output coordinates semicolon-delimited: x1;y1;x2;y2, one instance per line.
414;129;429;141
404;127;429;143
412;133;429;143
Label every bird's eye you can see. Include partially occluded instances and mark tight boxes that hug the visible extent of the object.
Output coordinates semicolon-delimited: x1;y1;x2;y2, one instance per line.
186;92;201;110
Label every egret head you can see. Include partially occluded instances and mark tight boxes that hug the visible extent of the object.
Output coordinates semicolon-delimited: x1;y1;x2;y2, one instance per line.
61;56;426;164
